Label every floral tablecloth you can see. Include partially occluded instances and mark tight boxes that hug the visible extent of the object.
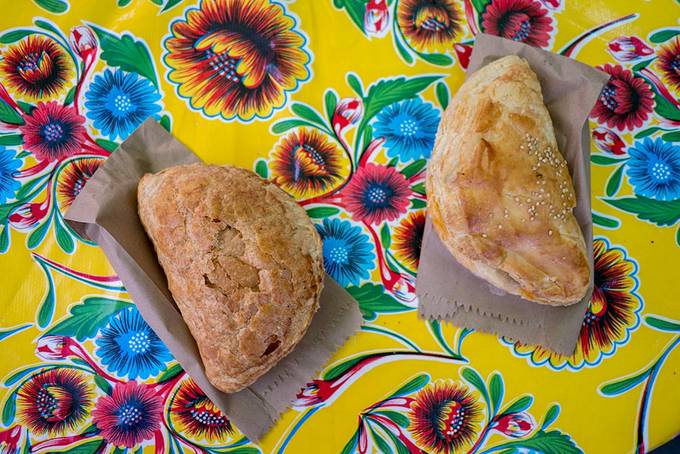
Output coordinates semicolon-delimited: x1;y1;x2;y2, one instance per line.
1;0;679;453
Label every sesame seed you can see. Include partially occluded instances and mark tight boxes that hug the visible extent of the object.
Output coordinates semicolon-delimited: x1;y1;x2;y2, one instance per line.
548;230;553;236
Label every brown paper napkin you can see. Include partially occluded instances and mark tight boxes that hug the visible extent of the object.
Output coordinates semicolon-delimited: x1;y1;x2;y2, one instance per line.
64;119;363;441
416;34;610;356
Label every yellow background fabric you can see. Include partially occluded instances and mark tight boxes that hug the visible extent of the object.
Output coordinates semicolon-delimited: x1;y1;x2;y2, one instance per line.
0;0;679;453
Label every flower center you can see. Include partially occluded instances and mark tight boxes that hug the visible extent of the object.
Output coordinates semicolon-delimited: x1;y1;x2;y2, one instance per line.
128;331;151;354
672;55;680;73
367;186;388;204
114;94;132;113
41;122;64;144
415;6;449;31
399;118;419;137
650;161;671;182
190;408;227;427
18;51;53;83
205;49;241;83
329;246;349;264
439;400;465;441
512;20;532;42
600;85;618;111
118;404;144;426
36;387;58;419
36;385;72;422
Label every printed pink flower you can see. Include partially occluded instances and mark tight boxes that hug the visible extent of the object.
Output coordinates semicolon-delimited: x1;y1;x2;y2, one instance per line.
493;412;535;438
364;0;390;38
69;26;97;61
592;127;626;155
332;97;363;135
36;336;70;360
590;64;655;131
481;0;554;48
93;381;162;448
20;101;86;161
342;163;410;224
607;36;654;62
454;43;472;69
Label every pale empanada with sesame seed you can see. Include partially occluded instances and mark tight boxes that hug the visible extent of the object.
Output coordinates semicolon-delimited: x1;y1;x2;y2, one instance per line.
427;55;590;306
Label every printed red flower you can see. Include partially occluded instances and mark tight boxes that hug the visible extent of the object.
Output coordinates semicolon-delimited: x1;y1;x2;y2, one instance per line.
590;64;654;131
56;157;103;210
393;210;425;270
0;426;21;453
169;378;232;443
69;26;98;61
657;37;680;90
454;42;472;69
20;101;86;162
270;128;345;198
17;368;94;435
0;35;74;100
8;201;49;230
342;163;410;224
364;0;390;38
332;98;363;135
592;127;626;155
163;0;310;121
397;0;463;52
492;412;535;438
35;336;70;360
538;0;560;9
409;380;483;453
93;381;162;448
607;36;653;62
481;0;553;48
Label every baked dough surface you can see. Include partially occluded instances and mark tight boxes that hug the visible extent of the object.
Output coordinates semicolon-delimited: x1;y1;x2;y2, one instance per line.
427;55;589;306
138;163;324;392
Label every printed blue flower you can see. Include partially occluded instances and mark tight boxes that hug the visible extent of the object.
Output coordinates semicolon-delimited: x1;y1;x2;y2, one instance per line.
85;69;161;140
0;147;22;204
95;307;173;380
315;218;376;287
373;98;440;162
626;138;680;201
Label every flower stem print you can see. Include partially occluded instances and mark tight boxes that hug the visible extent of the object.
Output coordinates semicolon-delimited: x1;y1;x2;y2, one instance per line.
32;251;125;329
0;19;167;254
599;315;680;454
337;369;580;454
117;0;185;14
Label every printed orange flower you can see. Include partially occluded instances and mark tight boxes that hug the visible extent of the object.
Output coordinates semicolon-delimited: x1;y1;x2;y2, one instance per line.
397;0;463;52
393;210;425;270
657;37;680;90
0;35;74;101
506;238;642;369
17;368;94;436
409;379;483;453
169;378;232;443
270;128;346;198
56;157;103;210
163;0;311;121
